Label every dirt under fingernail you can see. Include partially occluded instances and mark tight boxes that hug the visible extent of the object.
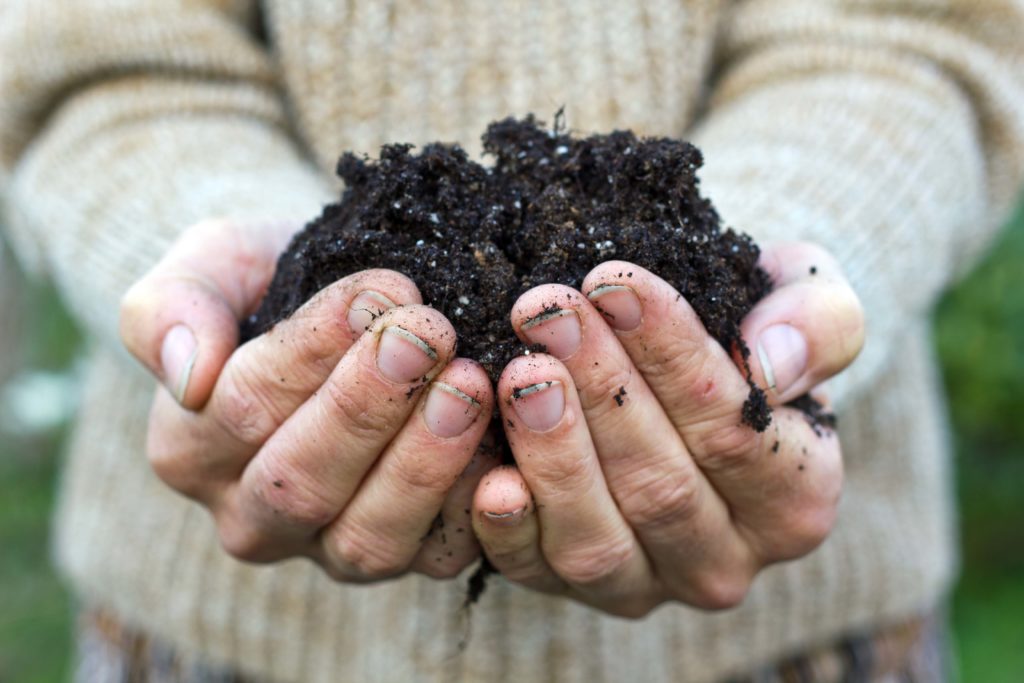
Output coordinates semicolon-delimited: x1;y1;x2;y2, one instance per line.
240;114;836;600
241;114;798;426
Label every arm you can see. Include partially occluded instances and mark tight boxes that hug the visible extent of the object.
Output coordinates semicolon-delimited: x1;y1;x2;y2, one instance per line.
691;0;1024;409
0;0;333;353
470;2;1024;616
0;1;494;581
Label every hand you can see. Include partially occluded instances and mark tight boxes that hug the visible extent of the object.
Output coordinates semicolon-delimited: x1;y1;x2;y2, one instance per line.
471;242;863;617
120;219;496;582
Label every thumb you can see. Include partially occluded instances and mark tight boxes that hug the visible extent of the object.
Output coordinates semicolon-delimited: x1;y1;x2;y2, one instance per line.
740;242;865;405
119;218;299;410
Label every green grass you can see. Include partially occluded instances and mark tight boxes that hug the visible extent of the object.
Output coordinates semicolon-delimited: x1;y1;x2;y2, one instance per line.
0;206;1022;681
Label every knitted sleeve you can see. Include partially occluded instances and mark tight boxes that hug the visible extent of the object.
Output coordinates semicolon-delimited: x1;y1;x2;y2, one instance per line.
0;1;333;352
691;0;1024;408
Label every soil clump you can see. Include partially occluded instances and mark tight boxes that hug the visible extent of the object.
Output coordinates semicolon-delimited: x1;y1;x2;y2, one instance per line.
243;114;779;429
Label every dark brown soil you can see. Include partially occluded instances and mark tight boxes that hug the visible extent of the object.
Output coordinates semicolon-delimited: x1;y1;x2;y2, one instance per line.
242;114;839;605
242;114;779;428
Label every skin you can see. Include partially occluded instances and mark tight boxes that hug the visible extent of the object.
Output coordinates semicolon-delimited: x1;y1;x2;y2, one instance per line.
474;245;863;616
121;219;497;580
121;220;863;612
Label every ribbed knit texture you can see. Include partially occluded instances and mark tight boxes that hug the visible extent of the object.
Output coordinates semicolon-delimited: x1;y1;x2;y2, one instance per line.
1;1;1023;681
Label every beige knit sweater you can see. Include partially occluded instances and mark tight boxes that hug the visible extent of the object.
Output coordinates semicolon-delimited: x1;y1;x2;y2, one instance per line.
2;1;1023;681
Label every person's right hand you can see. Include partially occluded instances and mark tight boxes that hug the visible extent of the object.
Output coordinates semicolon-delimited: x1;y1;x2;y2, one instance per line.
120;218;495;582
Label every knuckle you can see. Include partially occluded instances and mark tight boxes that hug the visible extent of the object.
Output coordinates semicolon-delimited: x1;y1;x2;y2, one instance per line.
498;562;551;587
417;554;472;580
217;519;273;563
285;322;339;376
687;571;751;611
832;287;866;360
323;379;393;441
636;329;704;380
146;439;189;491
145;424;204;499
640;340;729;419
551;536;634;588
617;465;702;532
118;282;147;331
484;543;548;585
254;472;338;530
689;421;762;470
389;456;455;498
329;525;409;580
119;282;161;359
318;561;356;583
526;452;592;495
574;363;633;414
819;281;862;328
772;505;837;561
274;490;338;530
211;369;280;448
230;355;292;425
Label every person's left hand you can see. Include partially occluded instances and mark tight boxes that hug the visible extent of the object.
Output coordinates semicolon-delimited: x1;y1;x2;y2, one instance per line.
471;242;863;617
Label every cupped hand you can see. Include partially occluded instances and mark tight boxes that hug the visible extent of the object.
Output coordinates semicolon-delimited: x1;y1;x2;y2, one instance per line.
120;219;496;582
472;242;863;617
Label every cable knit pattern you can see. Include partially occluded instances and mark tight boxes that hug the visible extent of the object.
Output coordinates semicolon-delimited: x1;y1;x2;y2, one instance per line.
1;1;1022;681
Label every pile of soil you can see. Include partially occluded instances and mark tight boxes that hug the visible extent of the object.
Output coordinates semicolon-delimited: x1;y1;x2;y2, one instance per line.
243;114;778;430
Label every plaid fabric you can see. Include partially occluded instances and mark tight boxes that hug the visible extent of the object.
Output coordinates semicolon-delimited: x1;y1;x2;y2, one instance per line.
74;608;948;683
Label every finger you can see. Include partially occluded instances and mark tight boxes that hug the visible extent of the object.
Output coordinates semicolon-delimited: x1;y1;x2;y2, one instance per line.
510;284;752;607
583;261;755;437
472;466;565;594
410;441;501;578
498;355;654;612
219;305;456;559
583;263;841;569
319;359;493;581
144;269;421;500
120;219;298;409
741;242;864;403
204;268;420;453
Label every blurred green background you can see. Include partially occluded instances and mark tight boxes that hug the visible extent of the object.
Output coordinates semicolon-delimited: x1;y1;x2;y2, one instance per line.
1;205;1022;682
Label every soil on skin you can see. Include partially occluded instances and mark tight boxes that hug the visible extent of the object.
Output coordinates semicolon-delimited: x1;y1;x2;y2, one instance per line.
243;114;777;427
241;115;834;603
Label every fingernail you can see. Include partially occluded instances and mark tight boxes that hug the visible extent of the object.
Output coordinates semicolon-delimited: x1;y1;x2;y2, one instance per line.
347;290;396;335
587;285;642;331
483;506;527;526
511;380;564;432
423;382;481;437
377;326;438;383
757;324;808;396
161;324;197;404
521;308;581;360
